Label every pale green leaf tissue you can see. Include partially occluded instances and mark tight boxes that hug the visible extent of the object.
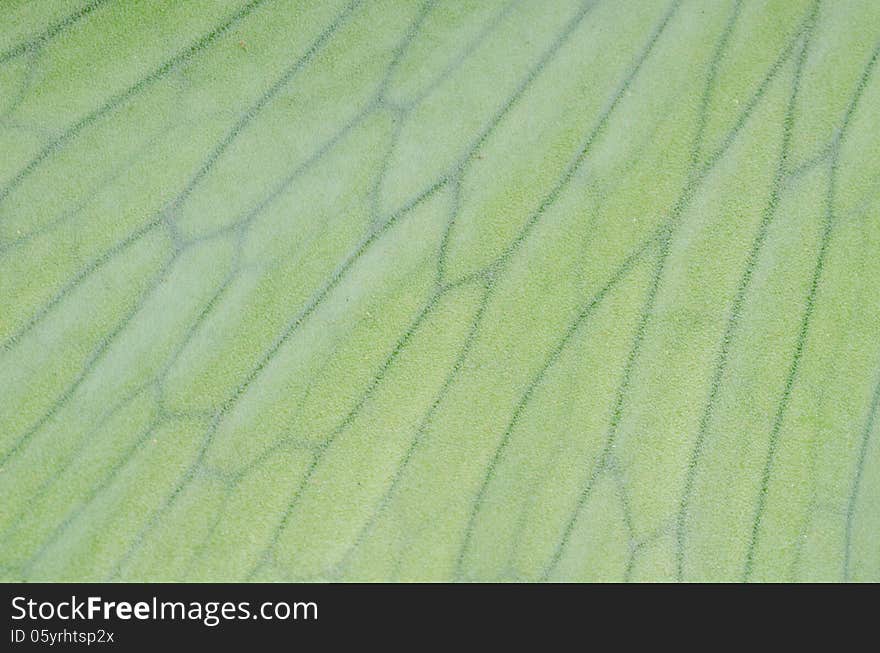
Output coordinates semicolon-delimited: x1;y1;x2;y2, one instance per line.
1;0;878;582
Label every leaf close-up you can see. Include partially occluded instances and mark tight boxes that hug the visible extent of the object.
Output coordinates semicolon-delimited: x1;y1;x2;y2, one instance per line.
1;0;878;582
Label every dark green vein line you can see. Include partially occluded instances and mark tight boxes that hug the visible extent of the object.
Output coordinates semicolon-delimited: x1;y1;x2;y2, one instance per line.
6;230;239;556
0;250;179;468
374;0;437;103
0;381;151;543
191;0;467;248
212;270;456;488
688;0;743;169
246;285;455;580
433;0;599;285
151;268;244;418
451;0;602;178
464;0;681;283
844;366;880;581
435;177;461;284
503;108;700;577
0;224;232;478
610;463;639;582
238;277;486;579
329;282;492;578
108;7;463;573
0;0;271;208
371;0;522;225
0;122;170;257
177;419;324;580
457;0;683;579
21;412;165;578
368;0;437;227
342;0;680;579
108;179;448;580
183;101;375;248
441;0;679;337
167;0;363;215
366;0;682;579
219;179;446;421
743;40;880;580
542;6;815;580
176;480;240;581
404;0;522;110
625;522;674;582
7;0;439;382
786;141;833;181
369;105;405;229
154;271;244;408
370;0;537;232
540;241;665;580
0;47;42;123
369;0;601;239
501;369;580;580
21;269;239;576
388;0;601;284
696;18;809;184
0;0;113;65
0;218;164;352
741;169;834;581
456;237;658;579
675;0;816;581
1;0;357;355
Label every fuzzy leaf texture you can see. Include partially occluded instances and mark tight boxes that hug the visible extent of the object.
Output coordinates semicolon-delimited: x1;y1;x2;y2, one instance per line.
0;0;878;582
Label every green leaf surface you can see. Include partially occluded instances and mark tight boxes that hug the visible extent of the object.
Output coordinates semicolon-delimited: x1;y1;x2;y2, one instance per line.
1;0;878;582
